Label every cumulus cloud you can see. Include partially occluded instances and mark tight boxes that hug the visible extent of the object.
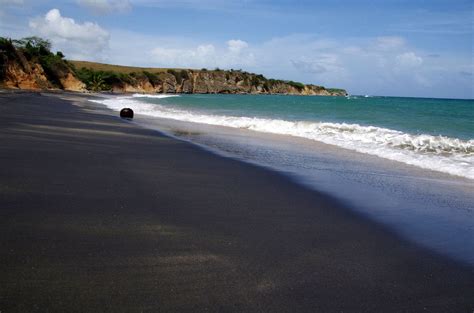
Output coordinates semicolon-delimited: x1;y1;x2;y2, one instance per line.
151;44;216;67
227;39;248;54
396;52;423;67
149;39;254;68
375;36;405;51
291;54;344;75
96;30;471;98
29;9;110;59
77;0;131;14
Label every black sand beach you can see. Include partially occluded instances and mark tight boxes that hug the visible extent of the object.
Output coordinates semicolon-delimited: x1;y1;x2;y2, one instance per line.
0;92;473;313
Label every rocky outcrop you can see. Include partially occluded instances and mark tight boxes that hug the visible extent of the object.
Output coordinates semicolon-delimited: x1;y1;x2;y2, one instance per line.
1;50;347;96
2;60;51;90
59;72;86;92
1;37;346;95
1;48;85;92
106;69;347;96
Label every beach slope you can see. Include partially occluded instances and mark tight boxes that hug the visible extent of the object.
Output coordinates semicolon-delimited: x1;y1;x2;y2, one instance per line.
0;92;473;313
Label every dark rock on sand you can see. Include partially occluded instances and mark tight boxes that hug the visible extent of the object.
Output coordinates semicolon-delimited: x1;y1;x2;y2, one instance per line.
120;108;134;119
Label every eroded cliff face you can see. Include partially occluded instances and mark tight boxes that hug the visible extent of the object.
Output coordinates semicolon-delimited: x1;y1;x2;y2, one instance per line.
1;51;86;92
59;72;86;92
1;49;346;96
3;61;51;90
108;70;347;96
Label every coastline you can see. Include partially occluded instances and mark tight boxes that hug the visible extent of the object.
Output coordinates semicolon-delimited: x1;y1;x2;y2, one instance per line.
132;109;474;266
0;91;473;312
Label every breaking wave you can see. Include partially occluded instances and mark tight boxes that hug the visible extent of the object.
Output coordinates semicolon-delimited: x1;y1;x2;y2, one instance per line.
131;94;180;99
91;96;474;179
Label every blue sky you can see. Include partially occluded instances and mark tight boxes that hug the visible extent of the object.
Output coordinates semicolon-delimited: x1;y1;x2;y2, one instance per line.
1;0;473;98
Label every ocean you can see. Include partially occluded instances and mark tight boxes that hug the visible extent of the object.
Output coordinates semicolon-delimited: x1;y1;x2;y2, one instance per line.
92;94;474;265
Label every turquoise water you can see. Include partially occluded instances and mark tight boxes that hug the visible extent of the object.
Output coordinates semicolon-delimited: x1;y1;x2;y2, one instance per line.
96;94;474;179
93;94;474;265
154;95;474;140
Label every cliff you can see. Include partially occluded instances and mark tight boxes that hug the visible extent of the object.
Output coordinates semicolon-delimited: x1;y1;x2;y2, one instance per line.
71;62;347;96
1;37;347;96
0;38;86;92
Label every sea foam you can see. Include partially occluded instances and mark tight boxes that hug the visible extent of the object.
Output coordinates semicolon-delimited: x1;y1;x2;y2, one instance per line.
91;96;474;180
131;94;180;99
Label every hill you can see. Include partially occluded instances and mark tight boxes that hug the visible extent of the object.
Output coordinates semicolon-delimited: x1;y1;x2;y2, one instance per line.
1;36;347;96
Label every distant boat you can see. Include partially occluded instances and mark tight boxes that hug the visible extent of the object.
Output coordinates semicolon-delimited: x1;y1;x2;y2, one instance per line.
364;95;370;98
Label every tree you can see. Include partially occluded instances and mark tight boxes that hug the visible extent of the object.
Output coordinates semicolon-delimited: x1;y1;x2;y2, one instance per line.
13;36;52;56
88;72;107;91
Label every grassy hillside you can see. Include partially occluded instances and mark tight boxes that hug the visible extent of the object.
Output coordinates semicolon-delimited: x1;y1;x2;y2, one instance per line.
1;36;346;95
69;60;182;74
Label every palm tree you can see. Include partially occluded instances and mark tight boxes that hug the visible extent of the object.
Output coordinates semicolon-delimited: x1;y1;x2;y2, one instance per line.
88;73;106;91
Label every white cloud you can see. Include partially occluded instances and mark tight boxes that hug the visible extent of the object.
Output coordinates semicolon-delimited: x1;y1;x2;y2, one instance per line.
151;44;216;67
149;39;254;68
77;0;131;14
375;36;406;51
396;52;423;67
227;39;248;54
29;9;110;59
57;27;471;98
291;54;345;76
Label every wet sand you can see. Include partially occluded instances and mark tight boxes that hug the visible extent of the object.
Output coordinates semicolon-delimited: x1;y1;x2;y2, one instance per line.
0;91;473;312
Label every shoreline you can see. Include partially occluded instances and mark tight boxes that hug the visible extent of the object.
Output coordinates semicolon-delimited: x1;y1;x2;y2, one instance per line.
123;100;474;266
1;91;473;312
93;93;474;180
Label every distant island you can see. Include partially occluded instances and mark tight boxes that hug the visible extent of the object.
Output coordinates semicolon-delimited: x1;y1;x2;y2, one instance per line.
0;36;347;96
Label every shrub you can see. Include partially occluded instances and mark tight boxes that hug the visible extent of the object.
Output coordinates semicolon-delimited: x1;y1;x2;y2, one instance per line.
0;37;16;57
250;75;260;87
88;72;107;91
167;69;189;84
327;88;345;93
74;67;151;91
74;67;114;91
287;80;305;90
143;71;162;86
263;81;271;91
13;36;52;61
0;37;16;80
39;53;71;87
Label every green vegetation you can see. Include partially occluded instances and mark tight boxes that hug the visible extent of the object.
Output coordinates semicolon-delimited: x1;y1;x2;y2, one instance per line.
1;36;73;87
69;60;168;74
287;81;305;90
1;36;346;95
0;37;16;80
88;72;107;92
13;36;52;58
0;37;16;58
167;69;189;84
143;71;162;86
327;88;346;94
74;67;153;91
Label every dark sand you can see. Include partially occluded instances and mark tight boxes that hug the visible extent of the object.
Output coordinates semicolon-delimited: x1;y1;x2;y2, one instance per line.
0;92;473;313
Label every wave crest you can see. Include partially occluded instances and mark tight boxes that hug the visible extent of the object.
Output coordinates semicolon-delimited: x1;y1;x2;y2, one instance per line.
91;97;474;179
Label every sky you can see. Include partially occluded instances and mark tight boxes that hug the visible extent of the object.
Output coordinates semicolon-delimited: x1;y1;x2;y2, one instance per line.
1;0;473;98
